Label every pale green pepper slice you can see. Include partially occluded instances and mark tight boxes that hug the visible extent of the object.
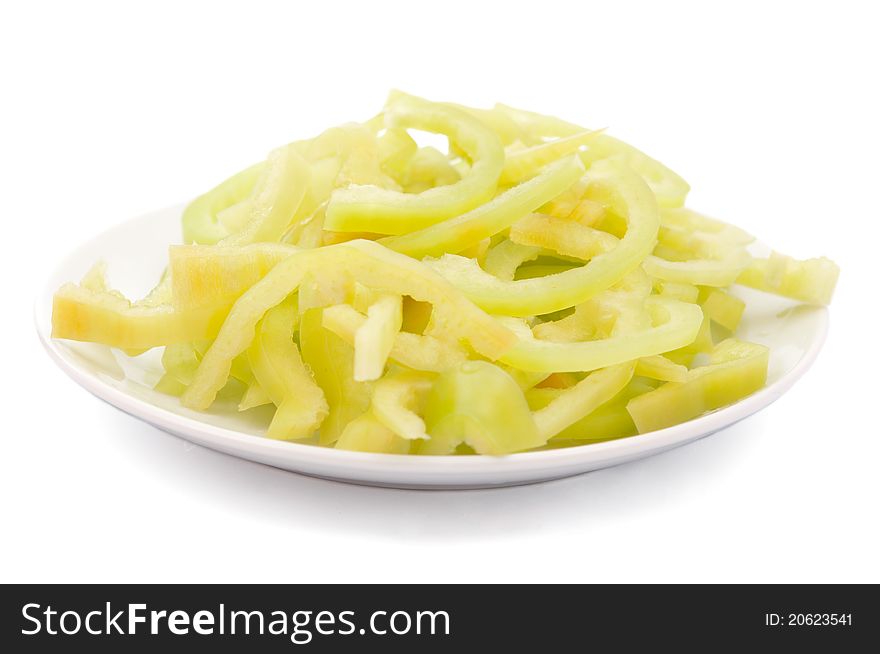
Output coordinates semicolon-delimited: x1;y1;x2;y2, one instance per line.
52;282;233;350
369;371;434;441
500;129;603;185
324;92;504;234
353;293;403;381
509;212;619;261
169;242;298;310
497;297;702;373
181;163;263;244
531;363;635;440
626;339;769;433
635;355;690;382
419;361;544;455
379;155;584;258
221;145;310;246
321;303;467;372
335;412;411;454
423;160;660;316
299;308;373;445
699;287;745;331
483;239;540;281
736;252;839;305
494;103;690;207
180;240;515;410
248;300;328;440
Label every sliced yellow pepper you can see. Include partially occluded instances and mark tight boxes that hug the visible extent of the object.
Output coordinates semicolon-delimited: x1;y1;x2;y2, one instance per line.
532;363;635;440
221;145;310;246
627;338;769;433
509;212;618;261
52;282;232;350
180;240;515;410
736;251;839;306
379;155;584;258
353;293;403;381
247;299;328;440
299;308;372;445
181;163;263;244
494;103;691;207
500;129;603;185
419;361;544;455
699;287;745;331
324;92;504;234
498;297;702;373
321;303;467;373
369;371;434;441
335;412;411;454
483;239;539;281
424;160;660;316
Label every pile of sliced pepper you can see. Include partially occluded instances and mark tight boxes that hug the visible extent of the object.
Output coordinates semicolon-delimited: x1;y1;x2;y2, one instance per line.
51;92;840;455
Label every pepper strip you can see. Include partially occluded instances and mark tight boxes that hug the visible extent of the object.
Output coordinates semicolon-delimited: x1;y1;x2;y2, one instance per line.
247;299;328;440
379;155;584;258
370;371;434;441
626;339;769;433
509;212;619;261
498;297;702;373
181;240;515;410
324;92;504;234
52;283;232;350
424;161;660;316
181;163;263;245
532;364;635;441
736;252;839;306
170;243;297;310
483;239;540;281
221;145;310;246
321;304;466;373
494;103;691;208
353;293;403;381
500;129;603;185
420;361;544;455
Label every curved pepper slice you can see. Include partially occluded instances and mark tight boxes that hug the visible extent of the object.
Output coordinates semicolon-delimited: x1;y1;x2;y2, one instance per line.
500;129;603;185
419;360;544;455
247;300;328;440
324;92;504;234
532;363;635;440
643;247;751;287
180;240;515;410
299;308;372;445
483;239;540;281
335;412;411;454
509;212;618;261
379;155;584;258
498;297;702;373
221;145;310;246
321;304;466;372
494;103;690;208
627;338;769;433
370;371;434;441
400;146;460;192
181;163;263;244
424;160;660;316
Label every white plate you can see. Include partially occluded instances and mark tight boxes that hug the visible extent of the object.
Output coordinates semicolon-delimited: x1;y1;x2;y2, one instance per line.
36;206;829;489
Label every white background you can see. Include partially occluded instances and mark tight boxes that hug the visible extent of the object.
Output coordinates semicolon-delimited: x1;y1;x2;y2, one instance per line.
2;0;878;583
